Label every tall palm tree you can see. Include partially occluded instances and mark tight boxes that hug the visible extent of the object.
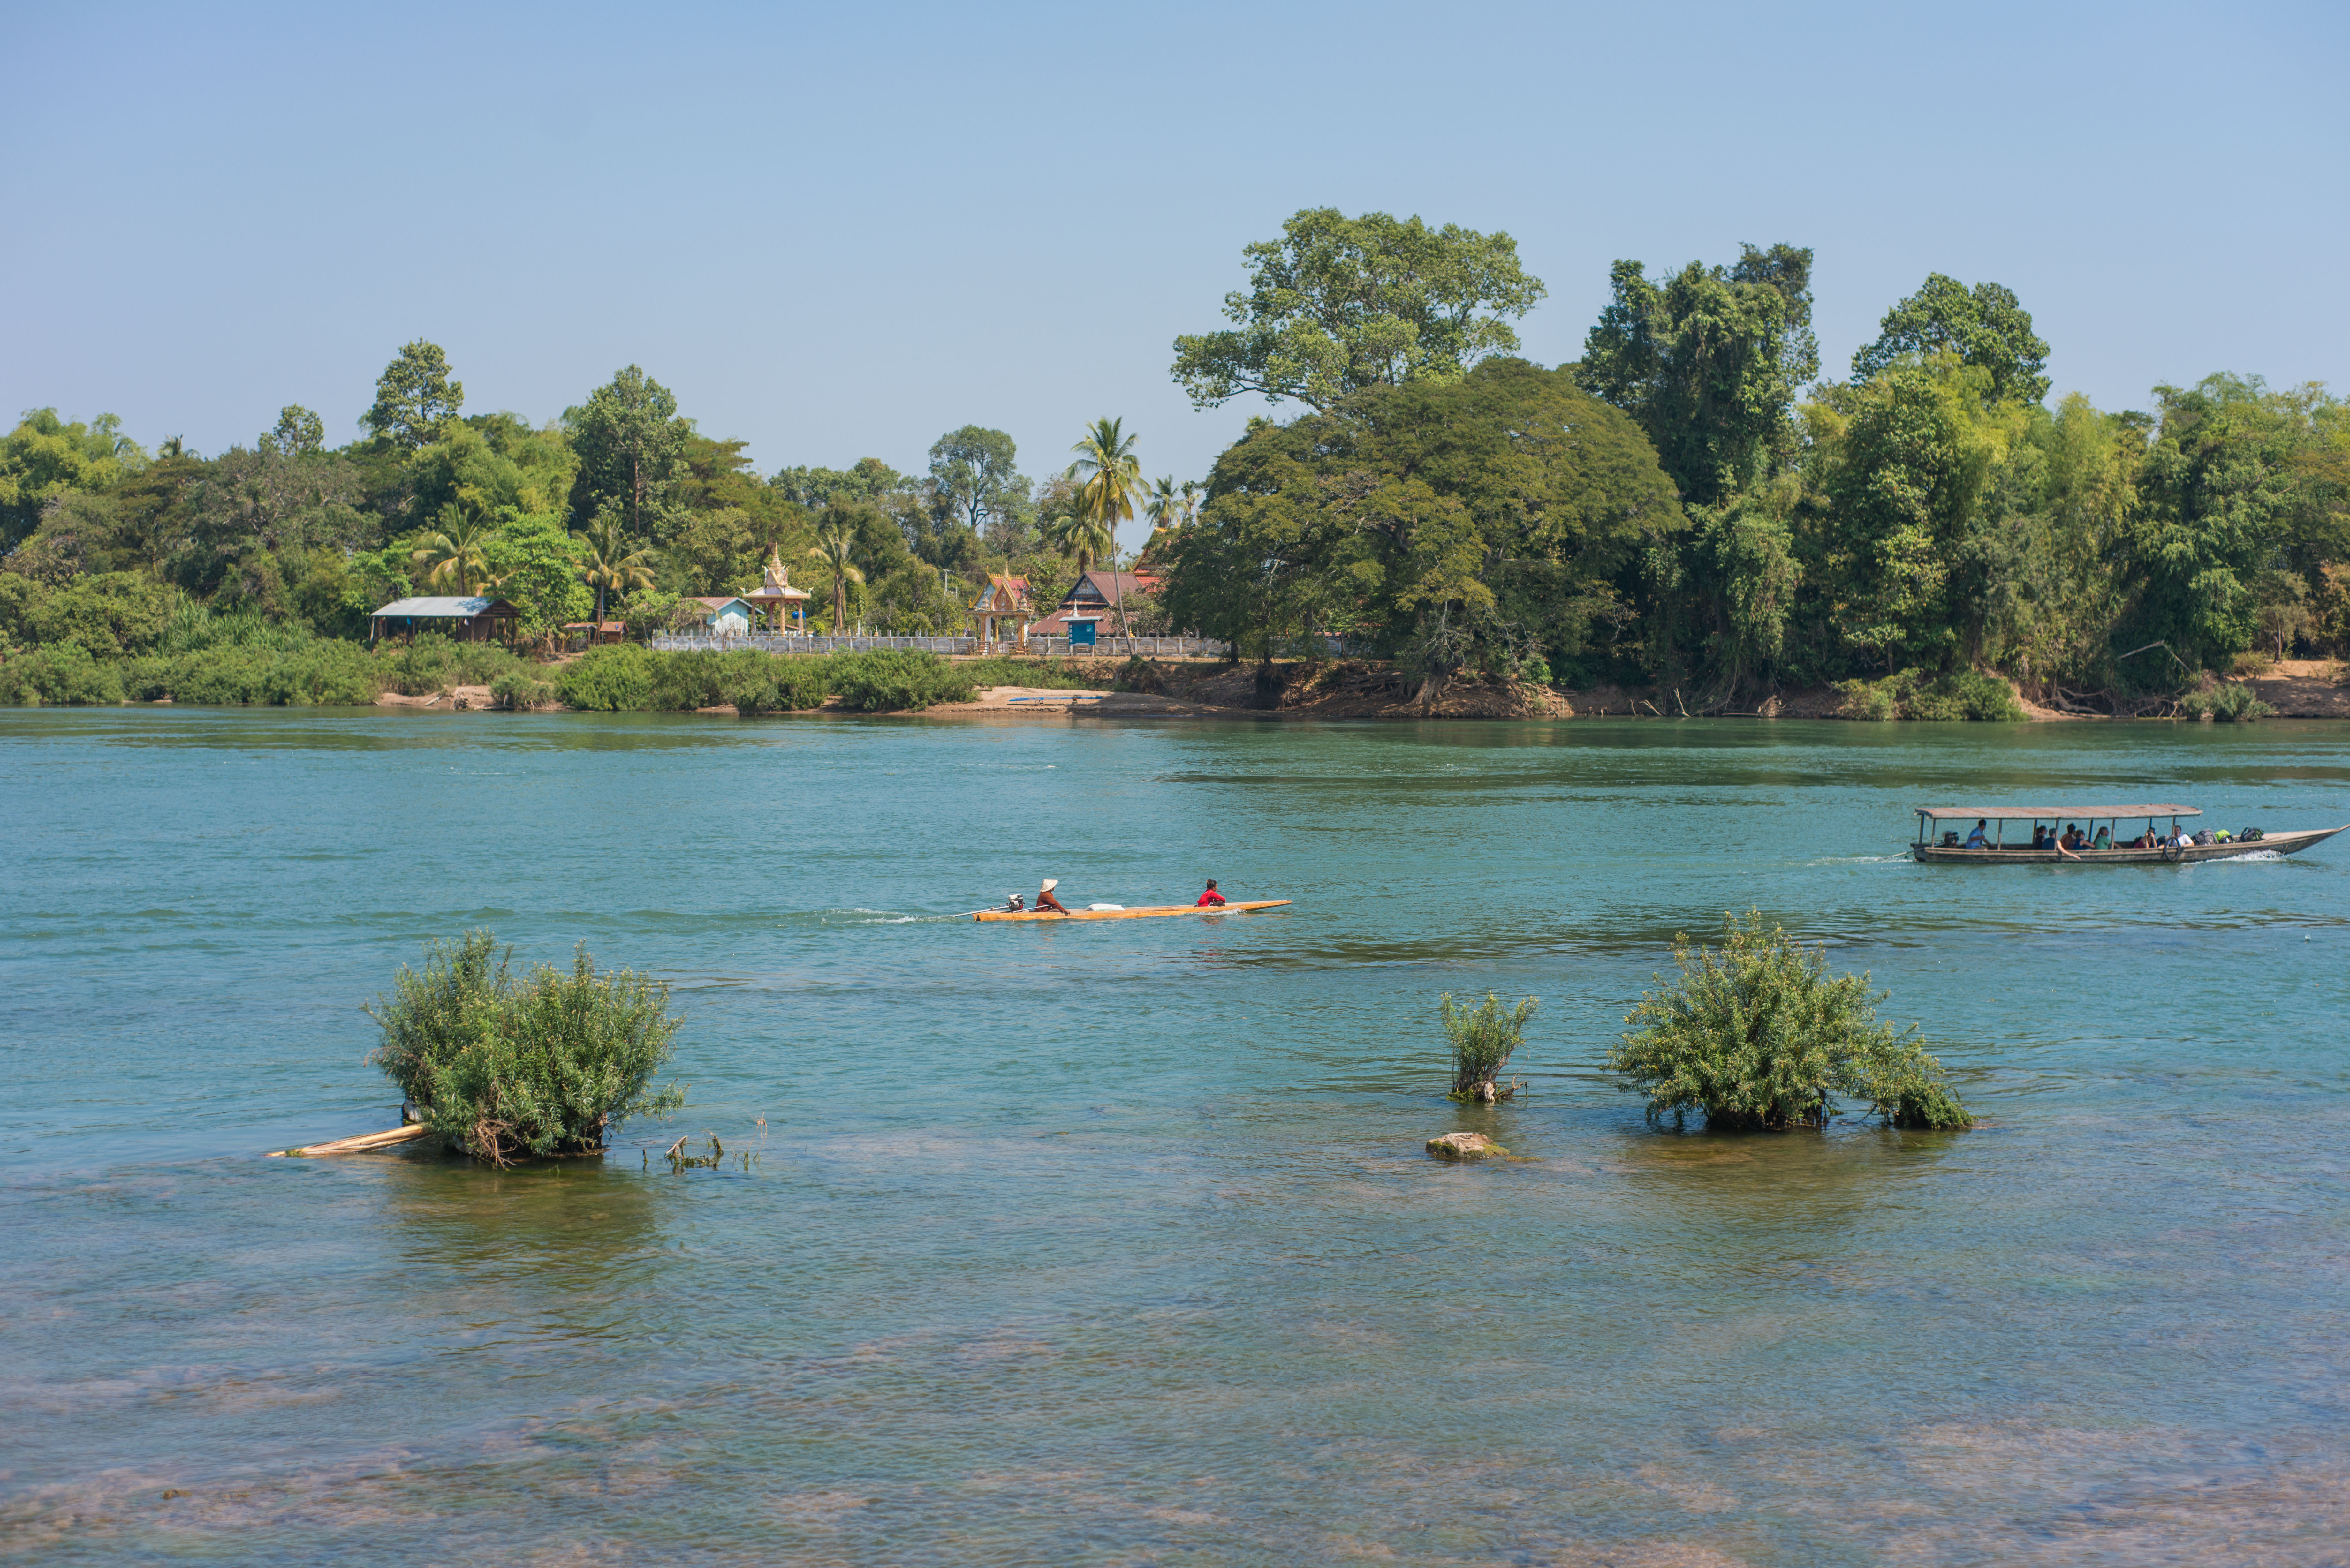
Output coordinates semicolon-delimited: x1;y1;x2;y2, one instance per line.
1042;505;1114;575
1141;475;1199;566
579;515;656;624
411;504;495;595
1070;418;1144;643
807;524;866;633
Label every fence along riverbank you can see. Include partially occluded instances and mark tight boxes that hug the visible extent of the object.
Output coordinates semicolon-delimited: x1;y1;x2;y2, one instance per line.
648;633;1234;658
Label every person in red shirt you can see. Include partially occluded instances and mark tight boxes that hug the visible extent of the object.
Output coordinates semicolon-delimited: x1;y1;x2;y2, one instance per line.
1196;879;1227;907
1036;878;1071;915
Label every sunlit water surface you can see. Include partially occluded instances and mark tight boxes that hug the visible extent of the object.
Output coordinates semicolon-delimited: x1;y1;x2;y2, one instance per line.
4;708;2348;1565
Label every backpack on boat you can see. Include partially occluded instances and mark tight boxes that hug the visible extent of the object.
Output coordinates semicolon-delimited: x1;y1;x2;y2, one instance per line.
2240;827;2264;842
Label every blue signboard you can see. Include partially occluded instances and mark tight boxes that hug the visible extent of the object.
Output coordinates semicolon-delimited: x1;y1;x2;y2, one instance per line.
1069;621;1097;647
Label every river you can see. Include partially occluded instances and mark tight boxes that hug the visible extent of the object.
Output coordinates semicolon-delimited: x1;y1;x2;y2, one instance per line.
4;707;2346;1564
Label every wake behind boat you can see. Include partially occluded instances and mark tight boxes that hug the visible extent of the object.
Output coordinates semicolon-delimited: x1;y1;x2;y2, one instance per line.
1911;804;2346;863
973;900;1291;922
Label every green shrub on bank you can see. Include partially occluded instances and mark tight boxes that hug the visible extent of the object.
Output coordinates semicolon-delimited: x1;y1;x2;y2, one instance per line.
117;642;382;705
1608;910;1971;1132
959;656;1112;691
489;671;557;710
555;644;653;710
1442;991;1538;1100
379;632;530;696
0;642;127;705
1835;667;2024;722
724;660;830;714
829;650;977;711
2178;681;2271;722
367;932;686;1165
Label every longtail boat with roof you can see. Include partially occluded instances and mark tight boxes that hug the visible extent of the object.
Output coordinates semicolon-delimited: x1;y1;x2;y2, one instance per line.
1910;805;2345;864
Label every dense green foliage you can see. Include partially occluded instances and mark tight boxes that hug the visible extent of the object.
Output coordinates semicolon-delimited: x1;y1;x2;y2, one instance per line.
1609;912;1970;1132
1440;991;1537;1100
1157;358;1682;691
11;231;2346;719
1172;208;1546;413
367;932;686;1165
827;650;977;711
1153;221;2350;711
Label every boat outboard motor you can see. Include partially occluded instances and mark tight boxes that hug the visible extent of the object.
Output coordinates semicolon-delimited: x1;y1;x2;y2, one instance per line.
1001;893;1025;912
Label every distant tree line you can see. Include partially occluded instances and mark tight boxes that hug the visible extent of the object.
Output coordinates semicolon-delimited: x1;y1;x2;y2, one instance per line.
1160;208;2350;706
1;348;1176;666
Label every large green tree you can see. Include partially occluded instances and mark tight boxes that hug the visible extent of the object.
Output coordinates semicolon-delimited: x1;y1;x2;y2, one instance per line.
1853;275;2051;406
1160;359;1683;698
1579;244;1818;508
0;410;148;551
1172;208;1546;413
927;426;1029;537
565;366;688;536
363;341;464;450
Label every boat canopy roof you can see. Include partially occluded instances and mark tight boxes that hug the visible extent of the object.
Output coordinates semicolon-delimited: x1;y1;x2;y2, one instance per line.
1918;804;2200;820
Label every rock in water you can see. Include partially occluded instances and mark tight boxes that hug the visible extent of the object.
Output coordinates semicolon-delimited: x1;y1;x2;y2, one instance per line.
1426;1131;1504;1160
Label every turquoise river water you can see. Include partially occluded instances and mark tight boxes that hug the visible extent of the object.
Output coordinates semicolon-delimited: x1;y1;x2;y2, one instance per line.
3;707;2348;1565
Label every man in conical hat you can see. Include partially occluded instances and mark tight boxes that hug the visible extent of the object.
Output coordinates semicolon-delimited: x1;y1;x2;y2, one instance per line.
1035;877;1070;915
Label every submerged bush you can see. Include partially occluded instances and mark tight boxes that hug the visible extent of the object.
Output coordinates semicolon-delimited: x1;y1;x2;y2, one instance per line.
829;649;976;711
1442;991;1538;1100
367;932;686;1165
555;644;654;710
1608;910;1970;1132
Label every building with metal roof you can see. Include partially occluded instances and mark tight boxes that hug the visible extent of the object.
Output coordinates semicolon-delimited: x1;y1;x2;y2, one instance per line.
369;596;521;643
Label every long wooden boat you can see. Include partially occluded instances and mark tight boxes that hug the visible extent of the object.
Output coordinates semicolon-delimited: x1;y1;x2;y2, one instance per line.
1911;804;2345;864
973;899;1291;922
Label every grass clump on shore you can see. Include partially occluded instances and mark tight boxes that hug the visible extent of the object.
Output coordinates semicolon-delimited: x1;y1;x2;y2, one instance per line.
367;932;686;1165
1442;991;1538;1101
1608;910;1970;1132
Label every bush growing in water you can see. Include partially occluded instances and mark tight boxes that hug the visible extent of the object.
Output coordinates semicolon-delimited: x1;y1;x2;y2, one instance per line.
828;650;977;711
378;632;529;696
489;671;556;709
367;932;686;1165
1607;910;1970;1131
1442;991;1538;1100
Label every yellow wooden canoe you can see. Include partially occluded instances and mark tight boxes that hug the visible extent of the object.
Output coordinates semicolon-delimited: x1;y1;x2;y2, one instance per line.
973;899;1291;923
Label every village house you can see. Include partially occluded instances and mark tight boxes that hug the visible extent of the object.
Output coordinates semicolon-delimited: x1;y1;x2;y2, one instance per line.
1028;570;1161;647
682;596;756;636
368;595;521;643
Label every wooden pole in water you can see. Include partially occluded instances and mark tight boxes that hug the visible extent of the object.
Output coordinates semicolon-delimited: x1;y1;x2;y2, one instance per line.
268;1124;433;1158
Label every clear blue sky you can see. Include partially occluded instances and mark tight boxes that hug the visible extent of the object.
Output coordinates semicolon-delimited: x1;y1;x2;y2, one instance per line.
7;0;2345;493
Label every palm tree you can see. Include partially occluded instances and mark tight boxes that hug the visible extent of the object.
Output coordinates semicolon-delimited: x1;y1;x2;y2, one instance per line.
579;515;656;624
1141;475;1199;566
1070;417;1144;643
410;504;495;595
807;524;866;633
1042;504;1114;574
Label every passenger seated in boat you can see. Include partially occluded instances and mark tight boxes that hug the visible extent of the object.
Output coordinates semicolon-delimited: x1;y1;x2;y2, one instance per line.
2125;831;2151;849
2093;826;2112;849
2031;824;2050;850
1964;819;1990;849
1035;878;1071;915
1196;879;1226;907
2064;825;2087;851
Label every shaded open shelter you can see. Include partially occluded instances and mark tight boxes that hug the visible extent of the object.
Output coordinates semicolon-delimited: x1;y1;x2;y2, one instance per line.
744;546;811;631
369;596;520;643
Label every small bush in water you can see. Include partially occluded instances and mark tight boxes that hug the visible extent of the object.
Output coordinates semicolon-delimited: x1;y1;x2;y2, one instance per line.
1608;910;1970;1132
368;932;686;1164
2177;681;2270;722
1442;991;1538;1099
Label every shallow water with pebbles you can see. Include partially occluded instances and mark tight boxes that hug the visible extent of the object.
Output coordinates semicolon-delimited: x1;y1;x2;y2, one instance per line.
4;707;2348;1565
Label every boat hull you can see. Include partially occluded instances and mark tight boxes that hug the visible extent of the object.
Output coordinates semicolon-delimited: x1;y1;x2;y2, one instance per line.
1911;827;2345;863
973;899;1292;922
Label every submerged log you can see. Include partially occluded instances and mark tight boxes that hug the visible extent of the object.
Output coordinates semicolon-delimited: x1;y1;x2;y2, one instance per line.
268;1123;435;1158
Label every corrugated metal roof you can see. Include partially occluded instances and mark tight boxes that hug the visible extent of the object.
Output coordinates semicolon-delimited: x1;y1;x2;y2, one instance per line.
372;597;513;617
1918;805;2201;819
